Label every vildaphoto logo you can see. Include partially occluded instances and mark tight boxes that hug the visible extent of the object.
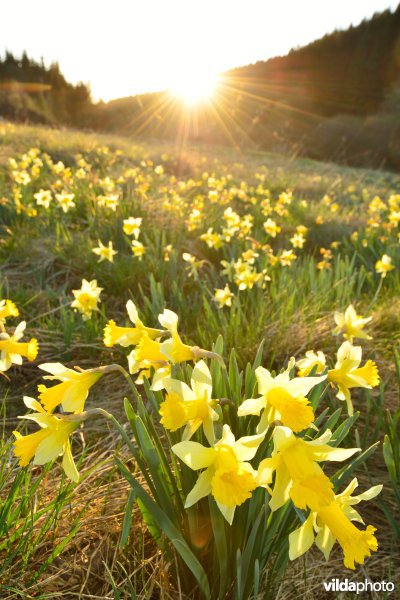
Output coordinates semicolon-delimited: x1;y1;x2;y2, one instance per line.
323;578;395;594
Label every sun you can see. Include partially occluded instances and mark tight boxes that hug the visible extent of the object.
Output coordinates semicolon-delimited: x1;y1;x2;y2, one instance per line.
169;70;220;106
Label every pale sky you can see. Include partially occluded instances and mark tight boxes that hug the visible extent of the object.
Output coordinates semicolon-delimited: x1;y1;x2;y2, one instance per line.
1;0;398;101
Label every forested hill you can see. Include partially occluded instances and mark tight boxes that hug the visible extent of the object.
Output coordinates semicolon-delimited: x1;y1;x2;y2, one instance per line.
227;5;400;116
0;51;92;125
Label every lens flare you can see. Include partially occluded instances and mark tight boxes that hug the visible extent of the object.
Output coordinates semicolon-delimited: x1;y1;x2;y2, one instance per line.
169;70;220;106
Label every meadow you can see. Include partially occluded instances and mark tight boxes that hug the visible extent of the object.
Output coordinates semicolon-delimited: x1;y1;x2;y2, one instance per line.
0;121;399;599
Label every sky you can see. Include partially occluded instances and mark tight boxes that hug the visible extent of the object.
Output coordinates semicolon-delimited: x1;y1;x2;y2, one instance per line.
1;0;398;101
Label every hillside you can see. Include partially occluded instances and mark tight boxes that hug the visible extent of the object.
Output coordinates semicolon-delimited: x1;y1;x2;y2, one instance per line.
2;6;400;170
0;121;399;598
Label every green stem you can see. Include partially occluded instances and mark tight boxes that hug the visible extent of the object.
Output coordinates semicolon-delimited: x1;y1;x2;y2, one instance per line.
367;276;383;311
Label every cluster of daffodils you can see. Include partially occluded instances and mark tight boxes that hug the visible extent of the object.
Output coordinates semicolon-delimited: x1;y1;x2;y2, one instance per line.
0;299;38;375
168;303;380;569
6;146;397;307
13;298;382;571
13;363;104;482
103;301;217;386
365;193;400;241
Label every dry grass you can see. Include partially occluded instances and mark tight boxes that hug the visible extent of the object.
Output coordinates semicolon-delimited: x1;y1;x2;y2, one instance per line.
0;428;183;599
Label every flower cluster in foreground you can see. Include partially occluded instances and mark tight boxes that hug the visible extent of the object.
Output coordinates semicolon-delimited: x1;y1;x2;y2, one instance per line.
13;300;381;571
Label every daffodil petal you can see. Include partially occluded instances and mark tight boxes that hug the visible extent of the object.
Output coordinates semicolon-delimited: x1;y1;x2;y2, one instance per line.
191;360;212;398
185;468;213;507
315;523;336;561
287;375;326;397
38;362;69;376
237;396;265;416
62;439;79;482
269;462;292;511
216;501;235;524
289;512;315;560
234;431;266;461
172;441;215;470
309;445;360;462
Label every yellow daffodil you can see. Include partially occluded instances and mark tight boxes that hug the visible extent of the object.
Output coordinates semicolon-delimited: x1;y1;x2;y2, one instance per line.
214;284;234;308
163;244;173;261
238;359;325;433
160;360;218;444
290;233;306;249
97;193;120;211
327;341;379;415
104;300;163;348
173;424;265;523
71;279;102;320
128;332;170;383
232;260;266;290
132;240;145;260
279;249;297;266
55;191;75;213
37;362;103;413
123;217;142;238
0;321;38;372
375;254;394;278
257;426;359;512
200;228;223;249
0;299;19;327
263;218;281;238
182;253;206;278
159;309;196;363
296;351;326;377
289;478;381;569
333;305;372;342
92;240;117;263
33;189;52;208
13;396;81;482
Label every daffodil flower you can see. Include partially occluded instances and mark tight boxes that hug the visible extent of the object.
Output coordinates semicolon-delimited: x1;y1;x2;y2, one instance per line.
128;332;170;385
131;240;145;260
71;279;102;320
0;299;19;328
123;216;142;238
173;425;265;523
37;362;103;413
289;478;381;569
257;426;359;512
13;397;81;482
327;341;379;415
238;359;325;433
375;254;394;278
332;304;372;342
158;309;197;363
159;309;222;365
214;284;234;308
296;351;326;377
160;360;219;444
104;300;164;348
92;240;118;263
0;321;38;372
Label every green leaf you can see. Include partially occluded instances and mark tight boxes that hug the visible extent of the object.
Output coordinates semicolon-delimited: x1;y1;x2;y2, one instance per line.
209;498;229;599
120;489;136;548
331;442;380;488
115;456;210;599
